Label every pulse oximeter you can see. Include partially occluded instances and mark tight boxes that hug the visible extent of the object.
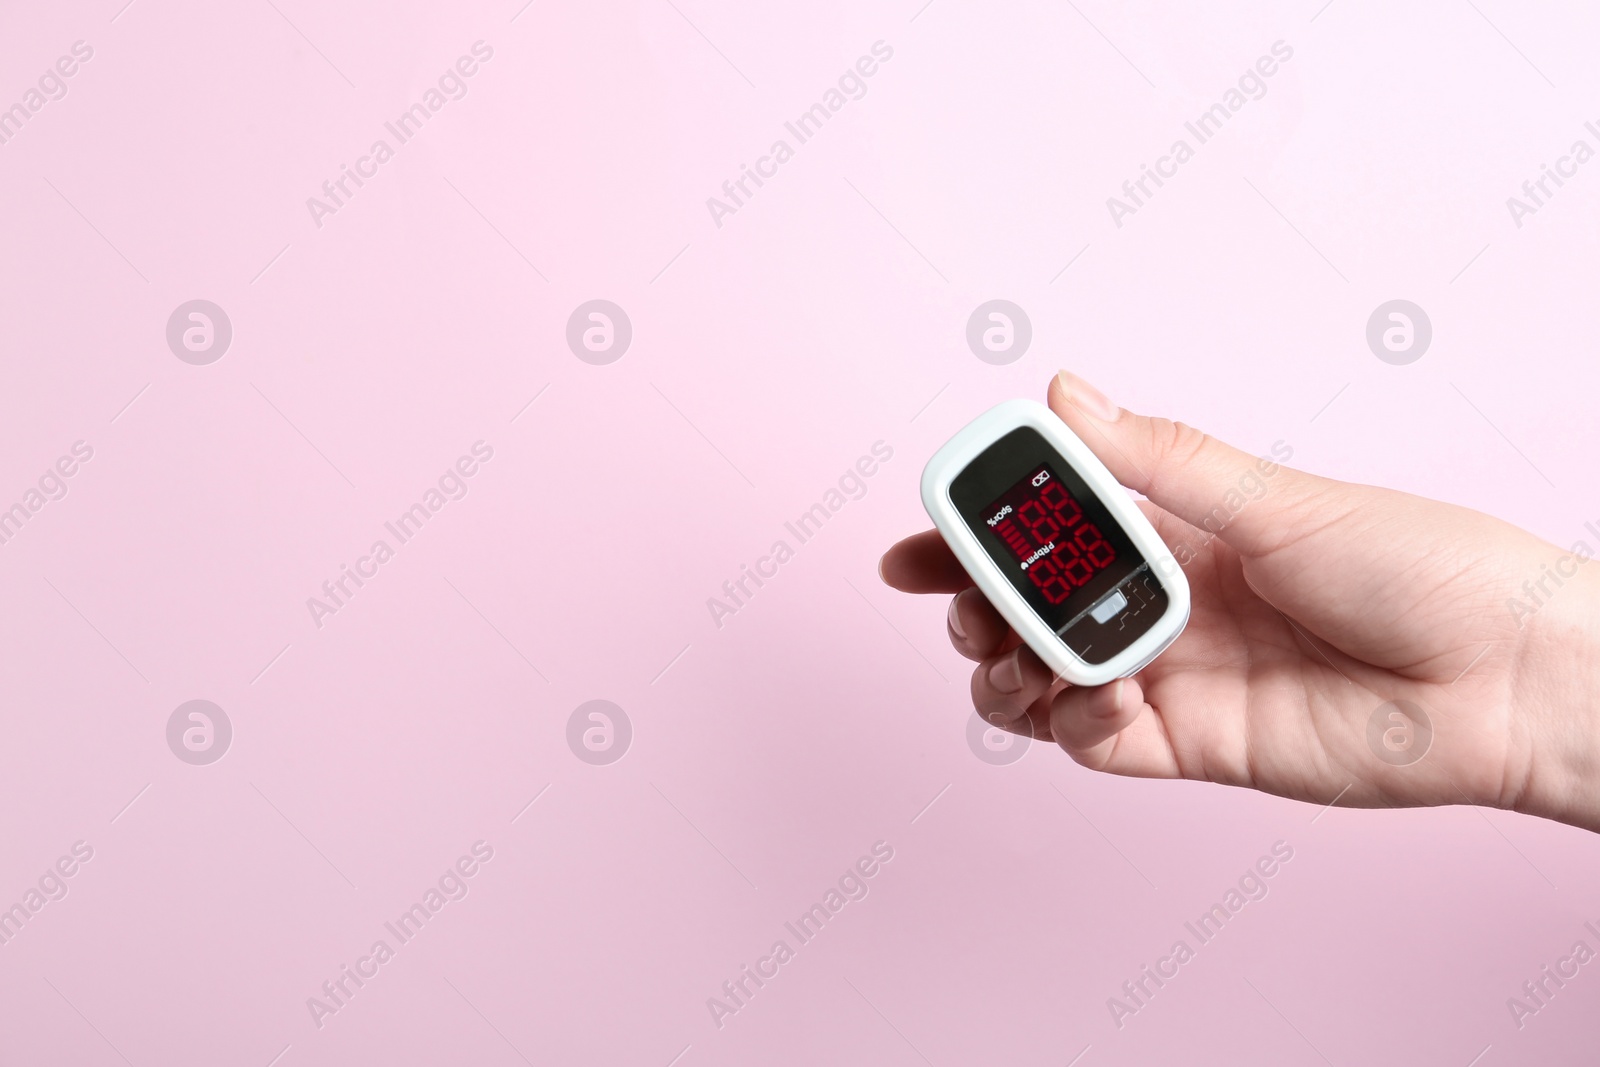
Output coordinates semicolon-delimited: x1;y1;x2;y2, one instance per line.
921;399;1190;687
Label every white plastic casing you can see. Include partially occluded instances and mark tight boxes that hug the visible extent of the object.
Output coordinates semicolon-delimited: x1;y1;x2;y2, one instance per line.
920;399;1189;687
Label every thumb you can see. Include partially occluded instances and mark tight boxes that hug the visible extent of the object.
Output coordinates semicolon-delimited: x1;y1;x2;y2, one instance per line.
1047;370;1324;557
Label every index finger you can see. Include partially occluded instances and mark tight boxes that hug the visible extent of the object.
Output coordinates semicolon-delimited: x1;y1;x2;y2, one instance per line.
879;528;974;594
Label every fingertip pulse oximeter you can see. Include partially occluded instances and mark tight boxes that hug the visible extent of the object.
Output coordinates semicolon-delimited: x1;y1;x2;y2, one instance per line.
921;399;1189;688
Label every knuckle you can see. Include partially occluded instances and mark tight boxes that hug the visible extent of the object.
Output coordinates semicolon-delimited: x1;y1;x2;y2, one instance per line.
1142;418;1213;500
1149;417;1212;468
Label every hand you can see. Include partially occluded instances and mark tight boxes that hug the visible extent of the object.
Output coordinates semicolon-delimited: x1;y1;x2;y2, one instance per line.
881;372;1600;832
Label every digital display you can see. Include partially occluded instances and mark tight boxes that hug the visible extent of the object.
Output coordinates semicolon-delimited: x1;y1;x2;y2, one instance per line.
983;465;1118;605
949;427;1169;665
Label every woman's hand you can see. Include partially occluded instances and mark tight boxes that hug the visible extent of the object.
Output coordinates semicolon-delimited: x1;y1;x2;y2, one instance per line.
881;372;1600;832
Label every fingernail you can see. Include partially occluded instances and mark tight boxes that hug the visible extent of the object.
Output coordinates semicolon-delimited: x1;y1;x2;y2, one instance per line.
988;650;1024;694
947;596;967;641
1056;370;1119;422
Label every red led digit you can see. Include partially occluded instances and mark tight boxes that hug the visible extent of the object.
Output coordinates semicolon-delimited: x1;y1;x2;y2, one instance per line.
1027;556;1073;604
1016;499;1060;543
1075;522;1116;568
1040;481;1081;527
1060;547;1095;586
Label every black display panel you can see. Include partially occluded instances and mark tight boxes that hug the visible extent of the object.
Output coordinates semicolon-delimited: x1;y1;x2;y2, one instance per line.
950;427;1170;665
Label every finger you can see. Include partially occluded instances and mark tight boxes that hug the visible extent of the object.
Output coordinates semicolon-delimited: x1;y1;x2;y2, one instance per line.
1049;677;1181;778
971;642;1057;726
947;587;1010;661
1046;371;1336;558
1020;691;1055;745
979;691;1056;745
879;529;973;594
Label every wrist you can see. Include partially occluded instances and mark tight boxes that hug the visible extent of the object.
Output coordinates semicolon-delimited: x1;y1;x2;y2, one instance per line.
1511;565;1600;832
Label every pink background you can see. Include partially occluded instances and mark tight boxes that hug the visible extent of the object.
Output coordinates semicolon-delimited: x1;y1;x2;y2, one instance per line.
3;0;1599;1063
